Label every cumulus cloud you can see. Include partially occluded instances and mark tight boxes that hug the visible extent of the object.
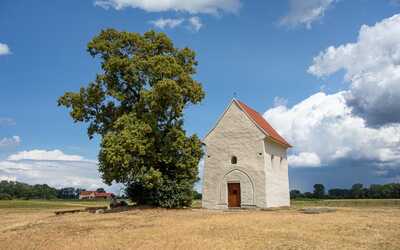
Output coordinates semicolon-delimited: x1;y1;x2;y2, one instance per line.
308;14;400;126
0;136;21;148
0;158;102;189
150;18;184;29
0;149;122;191
95;0;241;14
0;43;11;56
280;0;336;29
7;149;89;162
288;152;321;167
265;13;400;186
150;16;203;32
0;175;16;182
273;96;288;107
264;92;400;169
188;16;203;31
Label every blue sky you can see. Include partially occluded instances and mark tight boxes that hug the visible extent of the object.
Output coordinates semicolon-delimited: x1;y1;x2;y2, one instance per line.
1;0;400;193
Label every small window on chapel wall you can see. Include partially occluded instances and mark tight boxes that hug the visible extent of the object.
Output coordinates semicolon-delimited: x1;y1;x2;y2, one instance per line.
231;156;237;164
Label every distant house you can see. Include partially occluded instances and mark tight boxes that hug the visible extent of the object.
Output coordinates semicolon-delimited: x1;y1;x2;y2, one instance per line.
79;191;113;200
202;99;292;209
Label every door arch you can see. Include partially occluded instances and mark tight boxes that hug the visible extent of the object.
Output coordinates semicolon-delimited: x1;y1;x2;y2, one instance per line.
219;168;255;207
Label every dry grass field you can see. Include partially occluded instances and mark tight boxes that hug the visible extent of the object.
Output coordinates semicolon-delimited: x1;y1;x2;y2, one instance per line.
0;199;399;250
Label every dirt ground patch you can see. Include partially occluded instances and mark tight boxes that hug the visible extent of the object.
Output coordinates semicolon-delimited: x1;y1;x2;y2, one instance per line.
0;202;399;250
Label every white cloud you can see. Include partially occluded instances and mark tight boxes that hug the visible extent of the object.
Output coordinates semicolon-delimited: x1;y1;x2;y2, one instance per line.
0;149;121;192
280;0;336;29
273;96;288;107
0;158;102;190
308;14;400;126
0;118;16;126
0;175;16;182
288;152;321;167
150;18;184;29
264;92;400;168
150;16;203;32
266;13;400;183
0;43;11;56
7;149;89;162
0;136;20;148
188;16;203;32
95;0;241;14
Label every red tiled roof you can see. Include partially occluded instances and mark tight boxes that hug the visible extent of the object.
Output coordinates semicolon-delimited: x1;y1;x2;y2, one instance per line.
94;192;113;197
235;99;292;148
80;191;94;196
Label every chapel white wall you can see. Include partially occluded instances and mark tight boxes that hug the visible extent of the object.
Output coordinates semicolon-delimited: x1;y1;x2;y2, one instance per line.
202;102;267;209
264;139;290;207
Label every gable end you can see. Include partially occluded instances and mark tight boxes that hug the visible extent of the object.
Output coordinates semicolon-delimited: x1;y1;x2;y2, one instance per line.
203;99;292;148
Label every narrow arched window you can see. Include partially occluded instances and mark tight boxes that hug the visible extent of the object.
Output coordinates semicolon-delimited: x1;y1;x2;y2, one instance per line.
231;156;237;164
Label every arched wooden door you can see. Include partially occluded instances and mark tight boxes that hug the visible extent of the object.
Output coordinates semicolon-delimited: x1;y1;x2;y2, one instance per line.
228;183;241;208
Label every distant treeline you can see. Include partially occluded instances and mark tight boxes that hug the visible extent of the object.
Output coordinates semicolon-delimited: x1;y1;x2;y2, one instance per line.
2;180;399;201
291;183;400;199
0;180;104;200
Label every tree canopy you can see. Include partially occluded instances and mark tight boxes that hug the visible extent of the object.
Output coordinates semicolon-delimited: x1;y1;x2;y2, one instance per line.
58;29;205;207
0;181;58;200
313;184;325;199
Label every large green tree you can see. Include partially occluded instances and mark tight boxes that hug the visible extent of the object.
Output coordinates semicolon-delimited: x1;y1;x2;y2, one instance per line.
313;184;325;199
58;29;204;207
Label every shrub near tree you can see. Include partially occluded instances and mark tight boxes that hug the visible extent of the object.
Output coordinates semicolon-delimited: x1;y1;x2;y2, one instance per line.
290;189;302;199
0;193;12;200
58;29;204;208
328;188;351;199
